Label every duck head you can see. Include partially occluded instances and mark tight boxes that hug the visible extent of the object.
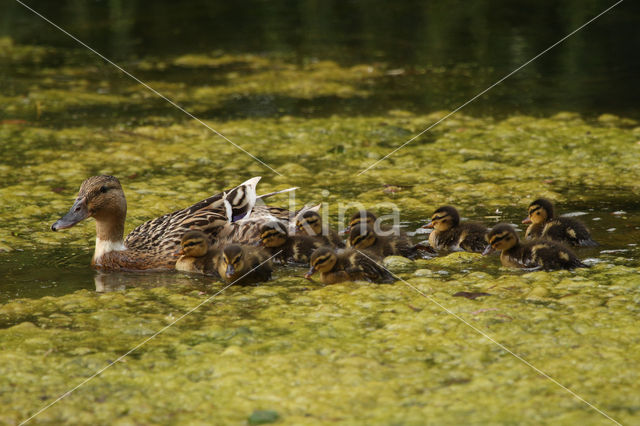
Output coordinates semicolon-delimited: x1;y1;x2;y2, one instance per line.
296;211;323;236
306;247;337;278
343;210;378;234
177;230;210;258
221;244;245;280
348;225;376;249
51;175;127;242
258;221;288;248
483;223;519;255
523;198;554;225
424;206;460;232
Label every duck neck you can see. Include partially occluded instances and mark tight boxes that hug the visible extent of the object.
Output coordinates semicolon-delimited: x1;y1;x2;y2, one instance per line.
93;213;127;262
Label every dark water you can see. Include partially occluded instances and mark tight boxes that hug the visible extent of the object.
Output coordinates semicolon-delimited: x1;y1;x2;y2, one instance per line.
1;0;639;120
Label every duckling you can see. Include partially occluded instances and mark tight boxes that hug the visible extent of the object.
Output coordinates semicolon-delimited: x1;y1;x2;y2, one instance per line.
348;225;416;258
523;198;597;247
424;206;488;253
258;221;324;264
483;223;586;270
344;210;379;233
295;211;345;248
217;244;272;285
305;247;394;284
175;230;219;276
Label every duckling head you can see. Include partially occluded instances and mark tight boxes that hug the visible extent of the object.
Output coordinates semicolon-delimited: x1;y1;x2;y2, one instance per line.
258;221;288;248
177;230;210;257
296;211;323;236
306;247;338;278
424;206;459;232
52;175;127;234
345;210;378;233
483;223;519;255
523;198;554;225
221;244;245;280
348;225;376;249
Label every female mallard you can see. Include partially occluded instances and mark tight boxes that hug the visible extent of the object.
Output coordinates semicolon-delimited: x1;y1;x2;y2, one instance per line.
424;206;488;253
483;223;586;270
51;175;291;271
523;198;597;247
305;247;394;284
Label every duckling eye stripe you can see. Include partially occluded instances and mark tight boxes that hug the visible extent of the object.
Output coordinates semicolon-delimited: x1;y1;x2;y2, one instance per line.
356;0;624;176
18;250;283;426
352;249;622;426
529;206;542;214
14;0;283;177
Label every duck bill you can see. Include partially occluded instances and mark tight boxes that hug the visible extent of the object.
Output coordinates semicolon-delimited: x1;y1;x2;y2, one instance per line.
304;266;316;279
522;217;532;224
423;222;434;229
253;240;263;247
482;245;495;256
51;197;89;231
225;264;235;278
173;248;185;257
339;227;350;235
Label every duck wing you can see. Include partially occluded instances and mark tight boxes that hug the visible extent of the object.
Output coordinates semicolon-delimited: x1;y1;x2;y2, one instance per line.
125;177;261;257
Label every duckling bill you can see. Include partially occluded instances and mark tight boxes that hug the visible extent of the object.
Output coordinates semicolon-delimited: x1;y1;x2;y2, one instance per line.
484;223;586;270
523;198;597;247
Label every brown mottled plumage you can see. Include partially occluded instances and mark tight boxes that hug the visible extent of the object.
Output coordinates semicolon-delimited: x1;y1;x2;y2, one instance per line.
295;211;344;248
348;225;416;258
523;198;596;247
258;221;324;264
51;175;291;271
306;247;394;284
217;244;272;285
484;223;586;270
424;206;488;253
175;230;220;276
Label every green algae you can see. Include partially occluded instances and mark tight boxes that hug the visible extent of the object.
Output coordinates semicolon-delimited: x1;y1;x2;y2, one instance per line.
1;38;640;424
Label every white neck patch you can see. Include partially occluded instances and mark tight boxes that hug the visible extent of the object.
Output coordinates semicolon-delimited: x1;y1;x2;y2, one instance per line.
94;238;127;261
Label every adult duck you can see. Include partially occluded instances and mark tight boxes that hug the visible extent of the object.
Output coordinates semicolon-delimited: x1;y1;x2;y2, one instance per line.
51;175;291;271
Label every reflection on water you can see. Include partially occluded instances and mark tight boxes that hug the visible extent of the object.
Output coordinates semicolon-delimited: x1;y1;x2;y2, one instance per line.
1;0;638;119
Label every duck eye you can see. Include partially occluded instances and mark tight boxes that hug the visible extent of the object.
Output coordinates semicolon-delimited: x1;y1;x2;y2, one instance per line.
100;185;109;193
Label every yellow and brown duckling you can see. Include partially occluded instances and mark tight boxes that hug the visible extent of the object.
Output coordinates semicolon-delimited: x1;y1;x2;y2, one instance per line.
217;244;272;285
305;247;394;285
484;223;586;270
348;225;416;258
295;210;345;247
344;210;379;234
523;198;597;247
258;221;325;264
424;206;488;253
175;230;219;276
